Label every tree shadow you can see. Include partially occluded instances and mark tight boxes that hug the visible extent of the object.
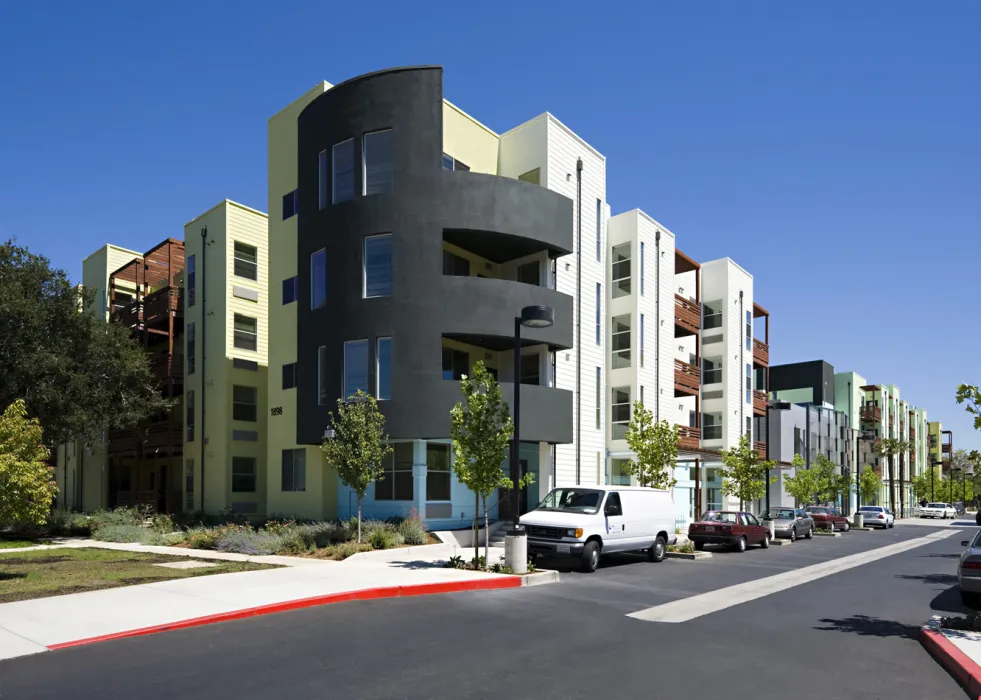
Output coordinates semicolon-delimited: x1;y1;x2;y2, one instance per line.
896;573;958;585
814;615;919;640
920;553;961;559
931;585;971;615
388;560;449;570
0;572;27;582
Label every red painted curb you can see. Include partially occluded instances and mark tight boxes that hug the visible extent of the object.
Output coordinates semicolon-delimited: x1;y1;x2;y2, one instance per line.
920;626;981;699
46;577;522;651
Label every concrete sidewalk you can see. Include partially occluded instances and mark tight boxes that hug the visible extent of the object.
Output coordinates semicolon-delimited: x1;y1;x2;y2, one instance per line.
0;540;554;663
921;616;981;698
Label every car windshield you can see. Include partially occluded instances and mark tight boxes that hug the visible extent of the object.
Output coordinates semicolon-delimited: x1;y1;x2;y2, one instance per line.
536;488;603;514
761;508;795;520
807;507;829;514
700;511;738;524
928;503;947;509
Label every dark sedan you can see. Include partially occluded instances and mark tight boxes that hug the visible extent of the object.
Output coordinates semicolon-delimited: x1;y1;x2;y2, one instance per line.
688;511;770;552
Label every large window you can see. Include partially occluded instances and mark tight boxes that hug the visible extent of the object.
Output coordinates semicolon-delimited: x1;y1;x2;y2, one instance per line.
442;347;469;380
703;413;723;440
344;340;369;399
282;362;296;390
187;254;196;307
609;458;631;486
441;153;469;171
363;129;394;195
442;250;470;277
612;243;631;298
187;323;195;375
596;199;602;261
703;356;722;384
745;363;752;404
703;300;723;330
377;337;391;400
520;354;540;386
232;457;256;493
186;391;194;442
427;442;451;500
282;276;297;305
310;248;326;309
363;234;392;298
746;310;752;351
612;314;631;369
318;149;328;210
333;139;354;203
376;443;413;501
595;283;602;345
233;385;258;422
233;314;258;351
640;241;645;296
612;387;631;440
282;449;306;492
282;190;297;220
233;242;258;281
317;346;327;405
595;367;601;430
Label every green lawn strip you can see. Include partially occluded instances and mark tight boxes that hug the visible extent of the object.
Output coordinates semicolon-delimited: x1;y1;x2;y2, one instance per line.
0;548;275;604
0;540;42;550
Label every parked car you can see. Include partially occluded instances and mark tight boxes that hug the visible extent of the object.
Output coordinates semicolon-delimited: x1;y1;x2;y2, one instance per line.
688;511;771;552
920;502;957;519
959;531;981;606
805;506;851;532
760;507;814;541
858;505;894;529
955;502;966;515
519;485;677;573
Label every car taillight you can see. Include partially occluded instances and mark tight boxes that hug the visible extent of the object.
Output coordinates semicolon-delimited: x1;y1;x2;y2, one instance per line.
719;525;732;534
964;561;981;570
878;514;885;519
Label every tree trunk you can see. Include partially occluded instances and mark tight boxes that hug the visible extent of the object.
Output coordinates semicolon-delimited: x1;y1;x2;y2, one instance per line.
357;497;362;543
888;455;896;515
483;496;489;569
898;452;905;519
473;492;479;566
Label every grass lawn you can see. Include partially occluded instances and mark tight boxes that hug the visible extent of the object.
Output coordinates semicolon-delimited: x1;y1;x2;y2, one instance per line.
0;540;42;550
0;549;274;604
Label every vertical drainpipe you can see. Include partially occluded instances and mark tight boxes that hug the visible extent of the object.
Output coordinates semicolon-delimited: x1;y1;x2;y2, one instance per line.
575;158;583;485
654;231;660;422
200;227;207;516
739;291;744;444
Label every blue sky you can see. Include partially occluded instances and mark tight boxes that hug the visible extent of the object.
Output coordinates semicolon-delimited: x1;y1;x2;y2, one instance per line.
1;1;978;447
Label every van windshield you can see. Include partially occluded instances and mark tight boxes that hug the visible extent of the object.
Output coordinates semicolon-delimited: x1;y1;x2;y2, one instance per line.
536;488;603;514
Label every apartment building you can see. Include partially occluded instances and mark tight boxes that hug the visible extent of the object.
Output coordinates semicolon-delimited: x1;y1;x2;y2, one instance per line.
834;370;867;512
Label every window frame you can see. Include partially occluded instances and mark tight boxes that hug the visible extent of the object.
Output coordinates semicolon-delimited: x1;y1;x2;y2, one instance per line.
310;248;327;309
363;234;393;298
611;314;631;369
318;149;328;210
186;390;195;442
332;138;355;203
317;346;327;406
703;356;723;385
639;313;644;369
703;300;723;330
362;129;394;196
233;314;258;352
376;337;392;400
612;386;631;440
375;443;414;501
231;457;257;493
282;276;298;305
187;254;196;307
232;385;258;422
595;198;602;262
441;346;469;381
282;362;297;390
611;243;631;298
595;283;602;345
282;449;306;492
640;241;645;296
187;322;195;375
426;442;452;501
595;366;601;430
233;242;258;281
746;310;752;351
343;339;370;399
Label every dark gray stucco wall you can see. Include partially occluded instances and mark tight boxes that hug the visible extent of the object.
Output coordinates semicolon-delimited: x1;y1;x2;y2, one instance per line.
770;360;836;406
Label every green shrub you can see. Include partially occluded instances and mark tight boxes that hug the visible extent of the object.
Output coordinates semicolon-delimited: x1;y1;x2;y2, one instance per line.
216;529;283;556
92;524;166;545
46;509;93;536
185;526;219;550
396;515;428;546
274;529;312;555
149;513;176;534
316;541;373;560
89;506;149;530
369;528;403;550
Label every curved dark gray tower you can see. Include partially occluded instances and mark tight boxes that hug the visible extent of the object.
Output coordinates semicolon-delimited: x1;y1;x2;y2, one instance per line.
295;66;574;445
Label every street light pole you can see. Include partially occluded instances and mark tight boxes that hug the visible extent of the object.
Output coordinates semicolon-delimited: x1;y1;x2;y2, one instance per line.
765;402;770;512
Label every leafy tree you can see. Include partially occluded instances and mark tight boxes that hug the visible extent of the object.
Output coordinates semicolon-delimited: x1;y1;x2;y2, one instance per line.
858;466;882;506
0;241;167;446
719;435;776;511
320;390;393;542
956;385;981;431
450;361;531;565
623;401;679;489
783;454;815;505
809;454;853;507
873;439;904;517
911;472;932;503
0;399;58;525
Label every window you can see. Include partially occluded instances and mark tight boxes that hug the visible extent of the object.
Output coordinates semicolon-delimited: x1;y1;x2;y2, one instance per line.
639;314;644;368
745;363;752;404
233;314;258;351
703;357;722;384
611;243;631;298
310;248;326;309
333;139;354;203
187;255;196;307
233;386;257;422
640;385;644;405
595;367;601;430
427;442;451;500
746;416;752;440
612;387;631;440
520;354;540;386
282;449;306;492
442;347;469;380
232;457;256;493
703;300;723;330
376;443;413;501
605;492;623;516
186;391;195;442
282;277;297;305
318;149;328;210
746;310;752;351
233;242;258;281
343;340;369;399
609;458;631;486
595;283;602;345
363;234;392;298
282;190;298;220
363;129;394;195
282;362;296;390
317;346;328;405
377;337;391;400
612;315;631;369
441;153;469;171
517;261;540;286
703;412;723;440
185;460;194;511
640;241;645;296
518;168;540;185
233;358;257;371
187;323;195;375
442;250;470;276
595;199;602;262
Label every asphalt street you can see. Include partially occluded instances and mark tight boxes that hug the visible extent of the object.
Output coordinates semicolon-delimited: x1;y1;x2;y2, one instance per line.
1;524;975;700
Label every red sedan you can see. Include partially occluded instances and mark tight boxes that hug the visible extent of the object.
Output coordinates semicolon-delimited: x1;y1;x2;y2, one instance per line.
688;511;771;552
805;506;851;532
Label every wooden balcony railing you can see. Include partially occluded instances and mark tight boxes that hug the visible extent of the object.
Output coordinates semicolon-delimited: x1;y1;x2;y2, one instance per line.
753;390;767;416
754;441;767;458
674;359;700;396
143;287;182;321
674;294;701;336
943;443;952;454
910;428;916;439
144;422;183;451
752;339;769;366
860;405;882;423
107;429;140;456
149;353;184;384
677;425;700;450
889;415;894;427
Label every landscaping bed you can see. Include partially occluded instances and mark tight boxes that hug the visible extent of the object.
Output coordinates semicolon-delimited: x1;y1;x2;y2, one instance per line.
0;548;273;603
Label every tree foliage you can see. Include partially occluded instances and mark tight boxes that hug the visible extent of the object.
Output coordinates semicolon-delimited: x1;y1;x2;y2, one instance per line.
320;391;393;542
623;401;679;489
0;241;167;445
783;454;814;505
858;466;882;505
783;454;851;507
911;472;932;502
956;384;981;432
874;438;907;515
719;435;776;511
0;399;58;524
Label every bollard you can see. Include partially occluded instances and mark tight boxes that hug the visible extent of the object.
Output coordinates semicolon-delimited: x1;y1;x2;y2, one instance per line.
854;512;864;528
504;528;528;574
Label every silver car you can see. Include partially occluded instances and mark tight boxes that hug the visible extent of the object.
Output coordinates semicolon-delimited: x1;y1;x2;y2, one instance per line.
958;531;981;605
760;507;815;542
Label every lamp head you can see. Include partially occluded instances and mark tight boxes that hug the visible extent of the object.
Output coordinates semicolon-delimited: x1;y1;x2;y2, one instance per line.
520;305;554;329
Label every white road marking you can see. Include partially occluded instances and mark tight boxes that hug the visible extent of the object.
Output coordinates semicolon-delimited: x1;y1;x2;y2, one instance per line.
628;529;959;623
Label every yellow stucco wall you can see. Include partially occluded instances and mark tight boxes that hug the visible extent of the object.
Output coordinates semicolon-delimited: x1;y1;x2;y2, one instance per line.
442;100;499;175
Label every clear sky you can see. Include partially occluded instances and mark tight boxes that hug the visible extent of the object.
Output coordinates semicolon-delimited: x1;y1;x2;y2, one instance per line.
1;1;978;447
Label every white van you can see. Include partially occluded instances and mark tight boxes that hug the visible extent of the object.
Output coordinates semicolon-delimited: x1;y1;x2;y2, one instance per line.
518;485;677;573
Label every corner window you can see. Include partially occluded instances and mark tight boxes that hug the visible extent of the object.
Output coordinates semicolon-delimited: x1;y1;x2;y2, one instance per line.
231;457;256;493
318;149;328;210
282;449;306;492
233;314;258;352
609;458;631;486
187;255;196;307
518;168;540;185
595;283;602;345
233;242;258;281
363;234;392;298
282;276;297;305
703;357;722;385
442;347;469;381
332;139;354;203
612;387;631;440
703;300;723;330
187;323;195;375
282;362;296;390
612;315;631;369
376;337;391;400
442;153;469;172
310;249;326;309
317;346;328;405
376;443;413;501
442;250;470;276
426;442;451;500
282;190;298;220
186;391;195;442
233;386;258;422
343;339;369;399
363;129;394;196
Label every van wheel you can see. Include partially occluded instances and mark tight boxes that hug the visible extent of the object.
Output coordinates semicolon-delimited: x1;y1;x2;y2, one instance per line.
693;541;704;551
649;536;666;563
581;541;600;573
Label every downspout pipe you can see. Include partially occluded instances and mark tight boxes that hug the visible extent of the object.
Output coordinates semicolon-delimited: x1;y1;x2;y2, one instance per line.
654;230;660;422
739;291;744;443
575;157;583;485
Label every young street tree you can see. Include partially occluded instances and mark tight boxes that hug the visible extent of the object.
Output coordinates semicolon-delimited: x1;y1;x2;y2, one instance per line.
0;241;167;446
0;399;58;525
450;361;530;566
623;401;679;489
783;454;815;506
859;466;882;507
719;435;776;511
320;390;393;543
811;454;852;508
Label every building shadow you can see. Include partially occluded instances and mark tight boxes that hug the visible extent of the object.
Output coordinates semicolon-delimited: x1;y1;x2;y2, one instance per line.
814;615;919;640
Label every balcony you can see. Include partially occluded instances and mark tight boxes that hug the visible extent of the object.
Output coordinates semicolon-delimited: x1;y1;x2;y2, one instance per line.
910;428;916;439
752;338;769;367
754;441;767;459
107;429;140;456
889;414;894;427
150;353;184;385
674;359;700;396
677;426;700;451
143;422;183;453
753;390;767;416
861;405;882;423
943;443;952;454
674;294;701;336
